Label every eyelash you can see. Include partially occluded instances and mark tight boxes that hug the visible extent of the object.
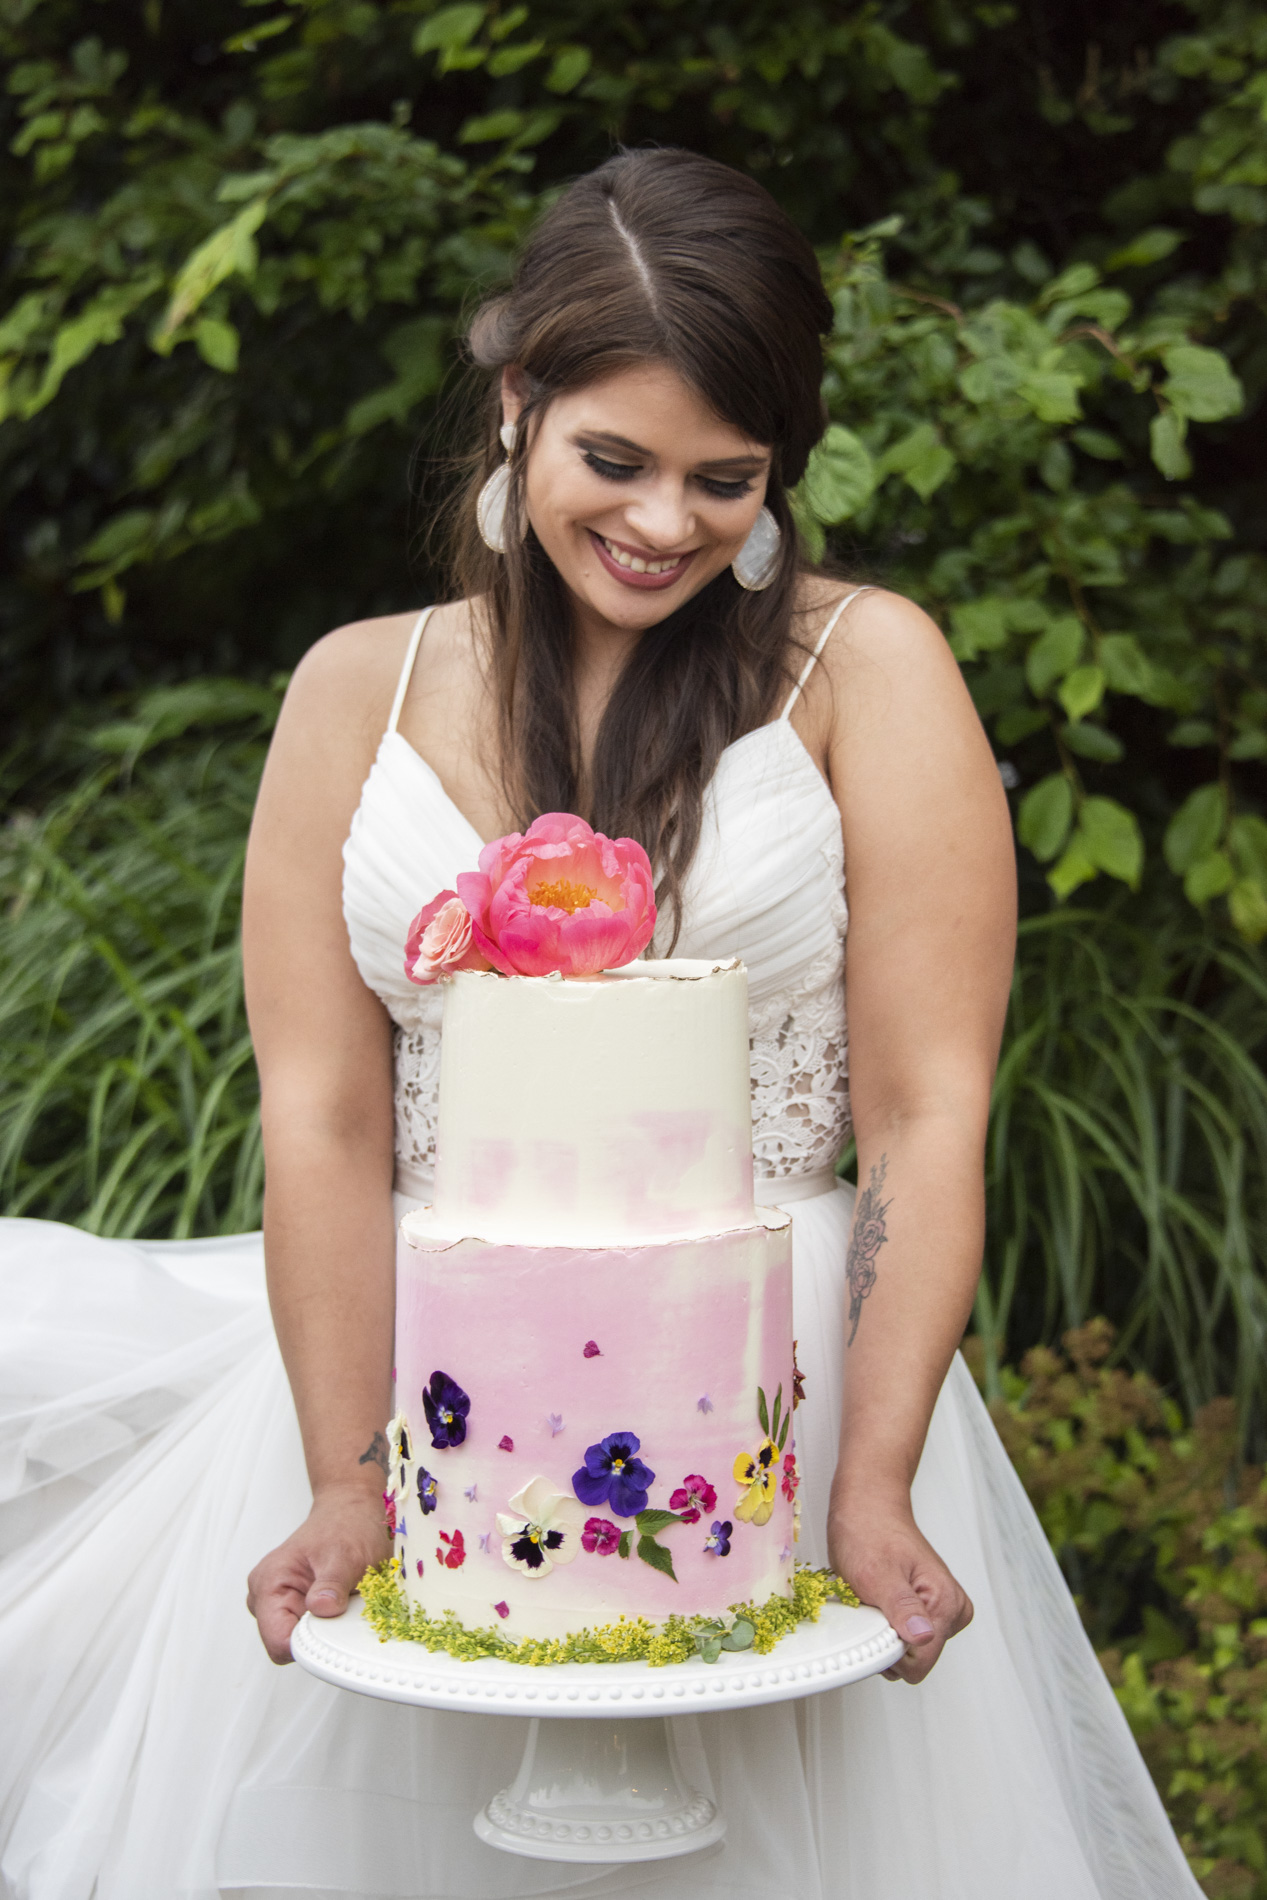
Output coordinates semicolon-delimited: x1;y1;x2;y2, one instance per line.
581;450;755;501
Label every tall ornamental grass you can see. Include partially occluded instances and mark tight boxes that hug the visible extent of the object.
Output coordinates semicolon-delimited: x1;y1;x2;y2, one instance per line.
977;910;1267;1450
0;682;278;1237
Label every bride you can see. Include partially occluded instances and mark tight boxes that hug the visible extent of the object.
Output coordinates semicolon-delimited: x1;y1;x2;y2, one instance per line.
0;149;1200;1899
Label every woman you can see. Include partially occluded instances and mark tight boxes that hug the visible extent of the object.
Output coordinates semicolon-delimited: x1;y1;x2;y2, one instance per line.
0;150;1200;1899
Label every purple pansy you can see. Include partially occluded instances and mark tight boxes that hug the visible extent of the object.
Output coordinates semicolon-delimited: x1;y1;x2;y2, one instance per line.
416;1467;438;1515
704;1519;733;1557
572;1431;655;1518
669;1474;718;1525
581;1517;622;1555
423;1370;470;1449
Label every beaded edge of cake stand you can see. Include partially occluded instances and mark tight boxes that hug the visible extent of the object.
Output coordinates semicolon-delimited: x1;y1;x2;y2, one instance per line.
358;1560;858;1667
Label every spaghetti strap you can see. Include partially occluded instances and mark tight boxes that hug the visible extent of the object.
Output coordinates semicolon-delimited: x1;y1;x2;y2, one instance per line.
386;606;436;737
779;586;872;720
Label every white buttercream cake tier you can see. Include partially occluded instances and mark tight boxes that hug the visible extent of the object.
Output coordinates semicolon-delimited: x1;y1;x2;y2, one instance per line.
387;956;801;1646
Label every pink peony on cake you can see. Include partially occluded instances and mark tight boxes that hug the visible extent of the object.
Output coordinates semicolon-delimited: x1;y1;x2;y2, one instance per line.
371;816;827;1663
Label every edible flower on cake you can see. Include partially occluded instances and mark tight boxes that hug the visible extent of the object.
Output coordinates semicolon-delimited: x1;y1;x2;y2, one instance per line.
416;1467;438;1515
733;1439;779;1525
422;1370;470;1449
668;1474;718;1524
386;1410;411;1491
703;1519;733;1557
580;1517;621;1556
436;1528;466;1569
497;1479;587;1578
572;1431;655;1518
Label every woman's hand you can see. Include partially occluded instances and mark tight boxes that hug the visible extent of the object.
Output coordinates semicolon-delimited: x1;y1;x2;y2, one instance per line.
247;1483;390;1665
828;1479;973;1685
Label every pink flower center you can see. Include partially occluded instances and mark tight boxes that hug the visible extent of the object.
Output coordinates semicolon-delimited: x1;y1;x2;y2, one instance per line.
528;877;598;913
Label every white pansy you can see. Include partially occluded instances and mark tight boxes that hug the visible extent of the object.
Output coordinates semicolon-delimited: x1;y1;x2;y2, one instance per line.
496;1476;587;1579
386;1410;413;1494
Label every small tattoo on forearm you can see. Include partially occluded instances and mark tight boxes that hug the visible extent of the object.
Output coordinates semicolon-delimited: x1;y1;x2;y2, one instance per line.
358;1431;388;1475
847;1154;891;1347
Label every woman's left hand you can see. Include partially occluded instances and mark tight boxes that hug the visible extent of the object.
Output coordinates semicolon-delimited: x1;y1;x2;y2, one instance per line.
827;1482;973;1685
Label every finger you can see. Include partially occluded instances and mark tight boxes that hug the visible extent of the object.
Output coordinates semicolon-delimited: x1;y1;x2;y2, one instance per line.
306;1570;353;1618
885;1588;973;1684
255;1587;306;1665
884;1589;939;1652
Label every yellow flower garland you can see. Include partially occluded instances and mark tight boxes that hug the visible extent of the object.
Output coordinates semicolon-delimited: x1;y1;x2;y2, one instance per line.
357;1561;859;1668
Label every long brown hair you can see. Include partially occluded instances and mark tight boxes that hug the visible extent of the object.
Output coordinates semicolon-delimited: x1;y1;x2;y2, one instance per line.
452;148;834;945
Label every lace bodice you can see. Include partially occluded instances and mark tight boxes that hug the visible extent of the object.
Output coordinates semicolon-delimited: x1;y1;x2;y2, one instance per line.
342;609;855;1200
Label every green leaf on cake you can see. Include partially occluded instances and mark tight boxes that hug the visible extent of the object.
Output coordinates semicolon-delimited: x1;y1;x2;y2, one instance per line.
618;1530;632;1560
757;1386;770;1435
778;1410;791;1452
720;1619;756;1651
637;1533;678;1582
634;1508;684;1535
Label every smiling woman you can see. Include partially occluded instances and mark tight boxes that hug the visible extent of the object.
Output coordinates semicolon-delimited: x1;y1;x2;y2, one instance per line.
0;147;1204;1900
452;151;833;948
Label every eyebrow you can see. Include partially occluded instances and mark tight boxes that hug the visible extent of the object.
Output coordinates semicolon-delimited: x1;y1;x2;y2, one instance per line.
575;429;770;470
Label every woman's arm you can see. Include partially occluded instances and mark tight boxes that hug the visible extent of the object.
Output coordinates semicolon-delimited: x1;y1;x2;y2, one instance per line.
242;614;415;1663
809;587;1016;1683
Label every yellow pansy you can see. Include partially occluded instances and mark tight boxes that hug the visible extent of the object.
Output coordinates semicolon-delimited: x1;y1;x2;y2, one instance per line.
732;1438;779;1526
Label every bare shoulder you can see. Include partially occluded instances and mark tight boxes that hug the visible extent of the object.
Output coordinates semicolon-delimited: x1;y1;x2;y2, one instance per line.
813;583;959;694
788;579;968;766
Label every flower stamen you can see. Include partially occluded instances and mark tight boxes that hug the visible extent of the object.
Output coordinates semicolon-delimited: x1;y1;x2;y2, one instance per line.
529;878;598;913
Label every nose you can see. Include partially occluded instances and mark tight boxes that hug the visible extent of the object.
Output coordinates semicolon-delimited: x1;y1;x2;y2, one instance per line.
623;477;696;552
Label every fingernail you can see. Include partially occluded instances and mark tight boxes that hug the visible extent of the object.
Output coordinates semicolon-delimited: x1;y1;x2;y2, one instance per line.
311;1590;339;1604
906;1616;934;1637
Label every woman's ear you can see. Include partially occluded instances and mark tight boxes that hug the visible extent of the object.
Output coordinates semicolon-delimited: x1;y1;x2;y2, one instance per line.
500;366;528;432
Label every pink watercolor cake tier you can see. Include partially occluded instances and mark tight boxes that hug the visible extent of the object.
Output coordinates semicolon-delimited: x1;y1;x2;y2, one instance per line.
387;960;799;1646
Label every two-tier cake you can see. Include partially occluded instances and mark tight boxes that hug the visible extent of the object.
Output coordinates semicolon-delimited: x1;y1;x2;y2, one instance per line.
383;958;798;1649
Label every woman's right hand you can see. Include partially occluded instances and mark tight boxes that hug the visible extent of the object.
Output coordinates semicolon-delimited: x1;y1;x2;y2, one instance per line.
247;1483;391;1664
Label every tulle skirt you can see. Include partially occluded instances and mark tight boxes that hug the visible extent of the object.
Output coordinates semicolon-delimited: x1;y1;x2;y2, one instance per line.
0;1189;1200;1900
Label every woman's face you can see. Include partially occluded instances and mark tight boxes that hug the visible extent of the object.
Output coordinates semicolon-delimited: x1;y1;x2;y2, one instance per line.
504;362;773;638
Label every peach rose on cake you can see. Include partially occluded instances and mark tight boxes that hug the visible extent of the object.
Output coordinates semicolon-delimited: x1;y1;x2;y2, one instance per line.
456;814;655;978
404;891;492;985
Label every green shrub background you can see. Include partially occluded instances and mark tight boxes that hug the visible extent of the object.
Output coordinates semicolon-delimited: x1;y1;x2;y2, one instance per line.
3;2;1267;1887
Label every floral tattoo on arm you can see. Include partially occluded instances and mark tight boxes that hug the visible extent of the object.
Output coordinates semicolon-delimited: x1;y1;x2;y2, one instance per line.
846;1154;891;1347
358;1430;388;1475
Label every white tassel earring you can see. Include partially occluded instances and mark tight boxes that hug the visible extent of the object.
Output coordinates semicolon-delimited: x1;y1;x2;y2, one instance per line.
731;506;781;590
476;421;522;554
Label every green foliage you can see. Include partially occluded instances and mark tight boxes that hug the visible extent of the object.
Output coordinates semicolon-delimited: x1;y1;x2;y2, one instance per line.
975;910;1267;1452
0;683;280;1236
792;225;1262;934
3;0;1264;938
967;1322;1267;1899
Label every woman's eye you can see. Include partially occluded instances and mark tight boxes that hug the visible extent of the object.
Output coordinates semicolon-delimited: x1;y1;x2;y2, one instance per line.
583;451;641;482
699;476;755;500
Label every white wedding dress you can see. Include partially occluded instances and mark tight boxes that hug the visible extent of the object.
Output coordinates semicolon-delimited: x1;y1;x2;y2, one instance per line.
0;605;1200;1900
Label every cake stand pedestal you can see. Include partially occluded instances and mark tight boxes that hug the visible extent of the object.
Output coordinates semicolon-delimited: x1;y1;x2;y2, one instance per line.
293;1598;904;1864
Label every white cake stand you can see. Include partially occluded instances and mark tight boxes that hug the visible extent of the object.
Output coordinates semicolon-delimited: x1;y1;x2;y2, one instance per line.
293;1596;904;1864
